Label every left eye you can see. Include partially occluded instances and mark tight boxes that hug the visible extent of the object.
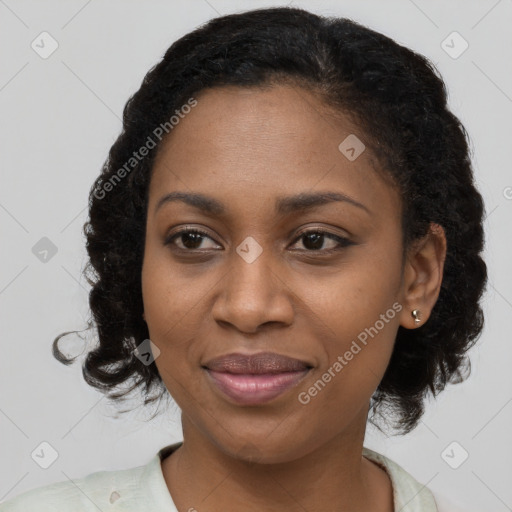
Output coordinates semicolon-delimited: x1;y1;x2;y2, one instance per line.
290;230;353;252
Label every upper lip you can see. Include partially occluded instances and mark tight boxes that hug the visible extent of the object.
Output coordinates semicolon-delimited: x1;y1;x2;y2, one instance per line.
203;352;312;374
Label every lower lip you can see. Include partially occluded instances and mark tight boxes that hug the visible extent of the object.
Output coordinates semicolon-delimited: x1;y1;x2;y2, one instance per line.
205;368;310;405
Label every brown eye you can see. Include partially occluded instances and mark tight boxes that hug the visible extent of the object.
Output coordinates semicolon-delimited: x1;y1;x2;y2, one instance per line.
165;228;221;251
291;230;354;252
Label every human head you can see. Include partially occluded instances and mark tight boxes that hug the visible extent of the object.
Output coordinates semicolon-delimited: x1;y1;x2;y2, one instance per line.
54;6;487;437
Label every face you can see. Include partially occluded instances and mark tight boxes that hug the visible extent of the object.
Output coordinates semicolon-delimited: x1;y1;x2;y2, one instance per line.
141;84;408;464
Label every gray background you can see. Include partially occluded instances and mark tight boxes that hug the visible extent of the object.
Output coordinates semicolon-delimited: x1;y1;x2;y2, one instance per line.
1;0;511;510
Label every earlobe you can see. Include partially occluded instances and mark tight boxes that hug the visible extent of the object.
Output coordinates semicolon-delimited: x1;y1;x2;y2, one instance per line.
399;223;447;329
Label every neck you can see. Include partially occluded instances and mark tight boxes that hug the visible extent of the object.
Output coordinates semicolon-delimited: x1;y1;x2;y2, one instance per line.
161;410;394;512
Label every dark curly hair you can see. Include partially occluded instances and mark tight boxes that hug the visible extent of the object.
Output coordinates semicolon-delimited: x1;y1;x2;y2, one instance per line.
53;6;487;435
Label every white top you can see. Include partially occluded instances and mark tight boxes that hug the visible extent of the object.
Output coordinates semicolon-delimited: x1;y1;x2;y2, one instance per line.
0;442;458;511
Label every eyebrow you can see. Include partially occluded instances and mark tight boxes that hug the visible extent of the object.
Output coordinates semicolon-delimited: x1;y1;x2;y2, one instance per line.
154;190;371;216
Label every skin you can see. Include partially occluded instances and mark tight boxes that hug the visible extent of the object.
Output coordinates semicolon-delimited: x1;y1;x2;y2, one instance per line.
141;83;447;512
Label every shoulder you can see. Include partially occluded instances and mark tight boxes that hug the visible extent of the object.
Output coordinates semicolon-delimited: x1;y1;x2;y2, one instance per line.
363;446;439;511
0;464;146;512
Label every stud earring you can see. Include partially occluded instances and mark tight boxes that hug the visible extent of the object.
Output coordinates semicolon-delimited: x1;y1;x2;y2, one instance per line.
411;309;421;324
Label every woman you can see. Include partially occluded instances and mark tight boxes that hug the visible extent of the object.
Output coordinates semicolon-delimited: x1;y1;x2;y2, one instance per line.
0;6;486;512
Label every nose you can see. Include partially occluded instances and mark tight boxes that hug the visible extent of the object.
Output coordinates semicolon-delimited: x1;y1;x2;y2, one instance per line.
211;249;294;334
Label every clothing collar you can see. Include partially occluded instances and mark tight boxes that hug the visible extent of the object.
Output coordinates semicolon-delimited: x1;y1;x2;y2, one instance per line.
147;442;437;512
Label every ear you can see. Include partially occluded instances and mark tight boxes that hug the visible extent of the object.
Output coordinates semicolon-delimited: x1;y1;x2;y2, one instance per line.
399;223;447;329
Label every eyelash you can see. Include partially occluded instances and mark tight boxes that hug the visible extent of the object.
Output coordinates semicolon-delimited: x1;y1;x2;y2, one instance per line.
164;227;354;254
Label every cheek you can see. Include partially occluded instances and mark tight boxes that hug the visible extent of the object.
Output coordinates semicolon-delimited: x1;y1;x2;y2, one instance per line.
141;246;212;340
141;248;215;393
305;245;402;339
296;238;402;403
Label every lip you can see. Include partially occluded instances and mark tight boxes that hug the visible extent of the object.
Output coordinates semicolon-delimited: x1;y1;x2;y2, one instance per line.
203;352;312;374
202;352;312;405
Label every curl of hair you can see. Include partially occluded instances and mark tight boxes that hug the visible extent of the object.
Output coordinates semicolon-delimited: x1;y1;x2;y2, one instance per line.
53;6;487;434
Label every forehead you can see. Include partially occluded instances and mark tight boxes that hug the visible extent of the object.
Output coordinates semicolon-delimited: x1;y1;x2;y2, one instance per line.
148;84;400;222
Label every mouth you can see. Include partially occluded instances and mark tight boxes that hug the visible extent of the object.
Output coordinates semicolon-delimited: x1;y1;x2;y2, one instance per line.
202;352;313;405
